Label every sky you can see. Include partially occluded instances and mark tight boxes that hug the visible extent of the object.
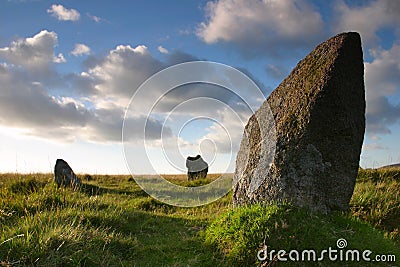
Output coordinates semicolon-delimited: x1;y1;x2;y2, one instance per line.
0;0;399;174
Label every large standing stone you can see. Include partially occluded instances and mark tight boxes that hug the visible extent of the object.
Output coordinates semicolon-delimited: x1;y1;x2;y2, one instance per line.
54;159;81;188
186;155;208;181
233;32;365;213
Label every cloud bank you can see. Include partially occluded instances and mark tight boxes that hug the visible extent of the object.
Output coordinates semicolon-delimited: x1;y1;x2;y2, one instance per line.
0;30;255;155
1;0;399;158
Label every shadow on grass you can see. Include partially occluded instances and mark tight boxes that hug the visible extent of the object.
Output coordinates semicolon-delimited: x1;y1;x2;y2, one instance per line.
79;183;149;198
1;207;226;266
10;179;48;194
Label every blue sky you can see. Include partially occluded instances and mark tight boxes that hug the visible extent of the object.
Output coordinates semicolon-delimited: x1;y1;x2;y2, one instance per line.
0;0;399;174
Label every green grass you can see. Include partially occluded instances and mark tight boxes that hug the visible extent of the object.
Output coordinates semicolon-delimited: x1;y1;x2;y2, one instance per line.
205;168;400;266
350;168;400;242
0;173;231;266
0;169;399;266
204;204;399;266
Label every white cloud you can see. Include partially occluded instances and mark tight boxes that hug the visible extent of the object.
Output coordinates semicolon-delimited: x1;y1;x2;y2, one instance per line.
87;13;103;23
197;0;324;58
131;45;149;55
87;44;163;103
365;45;400;99
54;53;66;63
47;4;80;21
0;30;61;69
365;44;400;135
157;45;169;54
334;0;400;45
70;46;205;113
0;32;171;143
71;43;91;56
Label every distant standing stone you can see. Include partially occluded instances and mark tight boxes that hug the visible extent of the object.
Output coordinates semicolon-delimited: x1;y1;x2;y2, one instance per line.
186;155;208;181
233;32;365;213
54;159;81;188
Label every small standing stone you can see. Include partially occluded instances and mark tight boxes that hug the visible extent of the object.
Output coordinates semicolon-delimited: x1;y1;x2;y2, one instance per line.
54;159;81;188
186;155;208;181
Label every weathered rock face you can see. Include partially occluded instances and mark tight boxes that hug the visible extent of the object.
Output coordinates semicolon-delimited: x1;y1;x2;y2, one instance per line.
233;32;365;213
186;155;208;181
54;159;81;188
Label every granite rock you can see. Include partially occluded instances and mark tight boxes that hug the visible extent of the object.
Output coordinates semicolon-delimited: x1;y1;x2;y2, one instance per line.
233;32;365;213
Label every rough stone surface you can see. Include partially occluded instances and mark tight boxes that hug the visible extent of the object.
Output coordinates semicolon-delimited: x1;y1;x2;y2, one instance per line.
54;159;81;188
233;32;365;213
186;155;208;181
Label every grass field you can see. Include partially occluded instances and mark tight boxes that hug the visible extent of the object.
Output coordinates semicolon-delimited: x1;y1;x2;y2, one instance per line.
0;169;399;266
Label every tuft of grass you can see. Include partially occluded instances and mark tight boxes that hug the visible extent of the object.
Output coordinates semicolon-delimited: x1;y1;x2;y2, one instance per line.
204;204;400;266
351;168;400;242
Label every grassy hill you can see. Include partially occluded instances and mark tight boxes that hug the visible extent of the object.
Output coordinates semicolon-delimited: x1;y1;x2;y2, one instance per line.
0;169;399;266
